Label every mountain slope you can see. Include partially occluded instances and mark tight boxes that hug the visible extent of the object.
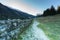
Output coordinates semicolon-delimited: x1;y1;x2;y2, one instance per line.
0;3;35;20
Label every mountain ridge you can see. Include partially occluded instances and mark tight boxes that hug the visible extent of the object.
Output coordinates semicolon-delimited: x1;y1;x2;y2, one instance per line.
0;3;35;20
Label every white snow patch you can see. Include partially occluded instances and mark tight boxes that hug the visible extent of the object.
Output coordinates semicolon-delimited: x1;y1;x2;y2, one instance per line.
20;20;50;40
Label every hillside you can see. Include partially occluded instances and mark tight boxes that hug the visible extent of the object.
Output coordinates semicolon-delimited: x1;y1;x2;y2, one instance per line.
37;14;60;40
0;3;35;20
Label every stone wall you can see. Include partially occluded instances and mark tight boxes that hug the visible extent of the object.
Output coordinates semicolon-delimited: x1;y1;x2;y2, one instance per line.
0;19;32;40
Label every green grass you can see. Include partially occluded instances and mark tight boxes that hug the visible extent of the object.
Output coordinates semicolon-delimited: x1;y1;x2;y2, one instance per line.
37;14;60;40
16;19;34;40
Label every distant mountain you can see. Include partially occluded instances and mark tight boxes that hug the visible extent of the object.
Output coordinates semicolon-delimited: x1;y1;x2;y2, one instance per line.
0;3;35;20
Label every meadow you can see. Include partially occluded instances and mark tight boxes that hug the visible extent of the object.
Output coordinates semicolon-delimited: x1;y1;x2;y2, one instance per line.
37;14;60;40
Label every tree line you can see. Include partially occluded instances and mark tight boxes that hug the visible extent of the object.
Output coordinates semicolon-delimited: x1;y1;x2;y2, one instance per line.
37;6;60;17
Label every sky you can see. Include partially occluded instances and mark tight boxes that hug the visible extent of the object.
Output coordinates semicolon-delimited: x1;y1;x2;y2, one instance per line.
0;0;60;16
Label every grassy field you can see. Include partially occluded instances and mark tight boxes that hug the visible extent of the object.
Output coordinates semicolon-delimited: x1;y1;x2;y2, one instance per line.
37;14;60;40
